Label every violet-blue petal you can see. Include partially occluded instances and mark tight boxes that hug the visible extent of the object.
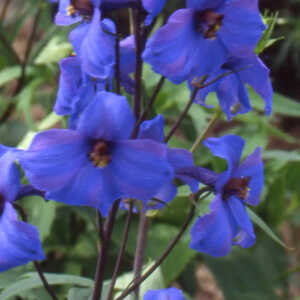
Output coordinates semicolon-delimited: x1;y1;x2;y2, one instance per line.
143;0;166;26
20;130;89;191
110;139;174;204
150;182;177;209
80;10;116;79
0;202;44;272
186;0;224;10
235;55;273;115
227;196;256;248
0;152;20;203
120;35;136;76
190;194;234;256
167;148;199;193
46;163;119;216
138;115;164;143
55;0;82;26
216;73;251;120
233;147;263;206
204;135;244;192
143;8;228;84
144;287;186;300
77;91;135;140
69;22;89;55
218;1;266;57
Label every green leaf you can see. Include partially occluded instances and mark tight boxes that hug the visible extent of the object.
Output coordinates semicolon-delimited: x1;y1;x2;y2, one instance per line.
0;273;94;300
247;208;291;249
67;287;93;300
21;196;57;241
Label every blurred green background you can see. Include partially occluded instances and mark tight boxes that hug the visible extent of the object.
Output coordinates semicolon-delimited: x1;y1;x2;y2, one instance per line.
0;0;300;299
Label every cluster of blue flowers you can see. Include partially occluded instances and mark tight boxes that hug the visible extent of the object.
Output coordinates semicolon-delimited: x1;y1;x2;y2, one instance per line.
0;0;272;292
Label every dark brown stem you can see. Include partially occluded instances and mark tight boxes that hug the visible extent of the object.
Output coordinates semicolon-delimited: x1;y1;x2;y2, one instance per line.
13;204;58;300
96;211;105;244
164;87;199;143
133;211;149;299
115;202;197;300
107;203;134;300
0;0;11;23
133;0;143;119
92;201;120;300
132;76;165;138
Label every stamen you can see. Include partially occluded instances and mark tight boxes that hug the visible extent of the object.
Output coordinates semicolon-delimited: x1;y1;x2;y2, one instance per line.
223;177;250;200
89;140;112;168
195;10;224;39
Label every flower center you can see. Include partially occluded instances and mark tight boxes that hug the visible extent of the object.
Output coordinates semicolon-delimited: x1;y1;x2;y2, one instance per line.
223;177;250;200
0;195;5;216
195;10;224;39
67;0;94;18
89;140;112;168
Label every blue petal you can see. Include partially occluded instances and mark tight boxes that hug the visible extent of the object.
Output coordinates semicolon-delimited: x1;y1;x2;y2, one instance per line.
20;130;89;191
120;35;136;75
143;8;228;84
77;91;135;140
69;22;90;56
233;147;263;206
227;196;256;248
144;287;186;300
143;0;166;26
190;194;234;257
149;182;177;209
167;148;199;193
80;10;116;79
46;163;119;217
187;0;224;10
138;115;165;142
0;202;44;272
235;55;273;115
203;135;245;192
110;139;174;204
55;0;82;26
0;152;20;204
54;57;82;115
216;72;251;120
218;1;266;57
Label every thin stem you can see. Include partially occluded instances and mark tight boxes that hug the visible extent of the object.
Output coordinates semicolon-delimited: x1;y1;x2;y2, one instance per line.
92;201;120;300
107;203;134;300
115;206;195;300
132;76;165;138
190;108;222;153
116;188;210;300
33;262;59;300
133;211;149;299
0;0;11;23
133;0;143;119
0;29;21;64
96;211;105;245
13;204;58;300
164;87;199;143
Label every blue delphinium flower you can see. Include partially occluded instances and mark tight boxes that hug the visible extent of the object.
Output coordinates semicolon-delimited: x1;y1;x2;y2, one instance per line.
137;115;198;209
143;0;266;84
144;287;186;300
192;55;273;120
0;148;44;271
20;92;174;217
190;134;263;256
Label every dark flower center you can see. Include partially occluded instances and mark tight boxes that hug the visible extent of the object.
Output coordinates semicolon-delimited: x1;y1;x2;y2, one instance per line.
68;0;94;18
89;140;112;168
0;194;5;216
223;177;250;200
195;10;224;39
